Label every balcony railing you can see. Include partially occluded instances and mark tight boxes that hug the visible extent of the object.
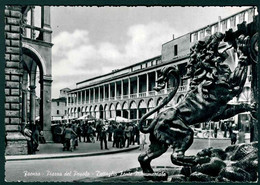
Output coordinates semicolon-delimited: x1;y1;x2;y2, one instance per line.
110;97;115;101
70;85;189;105
148;91;155;96
139;92;147;97
22;24;51;42
130;94;137;98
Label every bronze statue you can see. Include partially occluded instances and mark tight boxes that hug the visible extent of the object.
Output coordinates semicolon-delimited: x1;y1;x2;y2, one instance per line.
138;24;258;179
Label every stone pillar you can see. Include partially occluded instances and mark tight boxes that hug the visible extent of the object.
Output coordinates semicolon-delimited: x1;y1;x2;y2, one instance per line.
5;6;28;155
103;85;105;101
128;109;130;119
30;6;35;39
21;89;28;125
89;89;91;103
128;78;131;98
108;84;111;101
155;71;158;95
41;76;52;142
121;80;124;99
29;85;36;125
66;94;69;118
137;76;139;97
146;73;149;96
115;82;117;100
80;91;83;105
41;6;51;42
98;87;101;102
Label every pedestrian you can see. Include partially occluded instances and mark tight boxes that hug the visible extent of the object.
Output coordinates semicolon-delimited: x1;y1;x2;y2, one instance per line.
117;124;124;148
230;125;237;145
63;123;77;151
96;121;102;141
107;122;113;142
214;124;218;138
76;123;82;142
223;122;227;138
112;125;118;148
124;123;131;147
82;122;86;142
31;120;41;153
100;123;108;150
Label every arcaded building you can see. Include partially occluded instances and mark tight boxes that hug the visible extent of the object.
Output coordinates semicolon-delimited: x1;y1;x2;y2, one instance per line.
5;6;53;155
67;7;257;128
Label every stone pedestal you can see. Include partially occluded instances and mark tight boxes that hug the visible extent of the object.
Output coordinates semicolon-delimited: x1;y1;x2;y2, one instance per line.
5;133;28;155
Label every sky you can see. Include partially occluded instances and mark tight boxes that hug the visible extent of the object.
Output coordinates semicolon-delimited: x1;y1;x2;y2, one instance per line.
50;6;251;98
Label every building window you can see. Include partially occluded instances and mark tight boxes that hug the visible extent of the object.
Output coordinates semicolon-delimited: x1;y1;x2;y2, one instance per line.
65;110;67;115
57;102;59;106
174;45;178;56
57;110;59;115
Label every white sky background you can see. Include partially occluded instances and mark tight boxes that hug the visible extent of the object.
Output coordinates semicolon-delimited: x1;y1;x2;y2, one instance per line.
50;6;251;98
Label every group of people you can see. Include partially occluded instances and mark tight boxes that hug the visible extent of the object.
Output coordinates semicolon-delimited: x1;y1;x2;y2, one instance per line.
57;119;142;151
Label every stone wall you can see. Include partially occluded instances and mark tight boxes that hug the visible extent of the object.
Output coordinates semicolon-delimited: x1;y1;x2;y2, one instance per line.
5;6;27;155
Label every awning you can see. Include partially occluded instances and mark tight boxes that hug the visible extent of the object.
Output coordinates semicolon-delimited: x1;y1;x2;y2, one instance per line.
107;116;132;123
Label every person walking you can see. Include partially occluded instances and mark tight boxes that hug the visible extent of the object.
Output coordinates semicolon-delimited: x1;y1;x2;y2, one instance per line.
124;123;131;148
63;123;77;151
116;124;124;148
107;122;113;142
76;123;82;142
134;124;140;145
230;125;237;145
112;125;118;148
214;124;218;138
100;123;108;150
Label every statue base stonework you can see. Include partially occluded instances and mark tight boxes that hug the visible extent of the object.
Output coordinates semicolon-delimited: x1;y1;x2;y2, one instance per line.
77;142;258;182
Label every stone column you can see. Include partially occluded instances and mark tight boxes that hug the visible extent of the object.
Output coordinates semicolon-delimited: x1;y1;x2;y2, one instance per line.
29;85;36;125
121;80;124;99
41;76;52;142
128;109;130;119
103;85;105;101
128;78;131;98
66;94;68;118
89;89;91;103
41;6;51;42
30;6;35;39
85;90;87;104
93;88;95;102
21;89;28;125
98;87;101;102
146;73;149;96
108;84;111;101
115;82;117;100
137;76;139;97
155;71;158;95
81;91;83;105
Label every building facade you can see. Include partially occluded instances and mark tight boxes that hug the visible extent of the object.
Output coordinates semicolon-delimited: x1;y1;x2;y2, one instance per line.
67;7;257;128
51;88;70;120
5;6;53;155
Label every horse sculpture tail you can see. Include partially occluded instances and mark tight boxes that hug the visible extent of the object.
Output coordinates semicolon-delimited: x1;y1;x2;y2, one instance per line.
138;66;181;133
